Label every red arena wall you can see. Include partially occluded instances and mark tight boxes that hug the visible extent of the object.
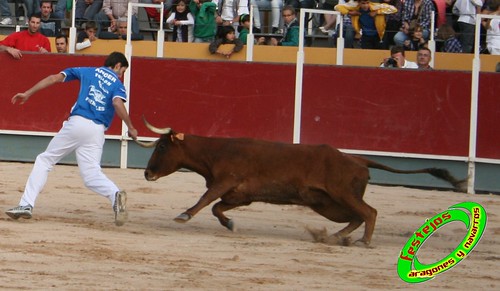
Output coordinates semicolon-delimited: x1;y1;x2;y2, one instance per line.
1;53;499;160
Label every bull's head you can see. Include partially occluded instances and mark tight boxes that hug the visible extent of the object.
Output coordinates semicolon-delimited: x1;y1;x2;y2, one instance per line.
135;117;184;181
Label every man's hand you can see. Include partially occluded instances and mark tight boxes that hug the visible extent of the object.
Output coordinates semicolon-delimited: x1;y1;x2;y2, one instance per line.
12;92;30;105
127;128;138;140
6;47;22;59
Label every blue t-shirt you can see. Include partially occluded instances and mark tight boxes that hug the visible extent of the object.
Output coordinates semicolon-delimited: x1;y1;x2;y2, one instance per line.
62;67;127;128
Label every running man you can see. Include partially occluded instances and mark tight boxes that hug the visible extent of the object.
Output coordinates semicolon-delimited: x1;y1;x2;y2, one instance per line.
6;52;138;226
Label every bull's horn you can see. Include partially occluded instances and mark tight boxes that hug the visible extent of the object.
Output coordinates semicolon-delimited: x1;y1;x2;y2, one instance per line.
143;116;172;134
134;139;158;148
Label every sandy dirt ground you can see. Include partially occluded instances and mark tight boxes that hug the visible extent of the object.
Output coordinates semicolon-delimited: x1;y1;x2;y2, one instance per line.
0;161;499;290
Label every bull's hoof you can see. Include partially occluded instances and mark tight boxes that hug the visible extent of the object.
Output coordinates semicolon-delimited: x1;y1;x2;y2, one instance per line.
226;219;236;232
174;213;192;223
354;238;373;248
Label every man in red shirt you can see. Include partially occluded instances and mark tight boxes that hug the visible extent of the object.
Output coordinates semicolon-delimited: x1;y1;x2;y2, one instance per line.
0;13;51;59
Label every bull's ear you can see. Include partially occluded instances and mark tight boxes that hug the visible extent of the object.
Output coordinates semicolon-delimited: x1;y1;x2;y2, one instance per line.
170;132;184;142
175;133;185;140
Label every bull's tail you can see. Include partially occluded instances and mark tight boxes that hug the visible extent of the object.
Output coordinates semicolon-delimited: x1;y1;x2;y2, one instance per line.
350;155;467;192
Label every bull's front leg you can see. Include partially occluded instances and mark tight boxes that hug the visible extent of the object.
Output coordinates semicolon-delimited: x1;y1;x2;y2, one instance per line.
174;183;232;224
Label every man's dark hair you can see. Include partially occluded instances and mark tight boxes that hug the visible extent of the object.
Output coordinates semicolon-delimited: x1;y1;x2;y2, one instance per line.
390;45;405;56
104;52;129;68
55;34;67;43
29;12;42;20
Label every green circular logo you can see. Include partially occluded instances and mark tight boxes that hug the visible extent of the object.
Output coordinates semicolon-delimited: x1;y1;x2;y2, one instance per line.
397;202;487;283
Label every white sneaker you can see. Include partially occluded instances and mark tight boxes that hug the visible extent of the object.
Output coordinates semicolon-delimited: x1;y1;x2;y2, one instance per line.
113;190;128;226
0;17;12;25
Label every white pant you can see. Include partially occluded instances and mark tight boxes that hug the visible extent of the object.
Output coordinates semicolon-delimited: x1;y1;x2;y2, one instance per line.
20;115;119;207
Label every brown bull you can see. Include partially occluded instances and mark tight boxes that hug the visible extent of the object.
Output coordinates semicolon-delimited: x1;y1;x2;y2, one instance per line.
136;119;465;246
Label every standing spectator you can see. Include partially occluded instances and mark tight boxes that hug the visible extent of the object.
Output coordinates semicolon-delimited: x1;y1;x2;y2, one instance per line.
189;0;217;43
238;13;251;43
437;23;463;52
270;5;299;46
99;17;144;40
0;0;13;25
23;0;42;24
380;45;418;68
335;0;398;49
416;46;433;68
452;0;483;53
75;0;103;27
217;0;256;36
55;34;68;52
94;0;140;36
5;52;137;226
143;0;172;26
39;0;61;37
319;0;339;35
394;0;435;47
334;0;358;48
382;0;403;47
482;0;499;55
209;25;244;58
0;13;51;59
52;0;67;20
254;0;282;33
167;0;195;42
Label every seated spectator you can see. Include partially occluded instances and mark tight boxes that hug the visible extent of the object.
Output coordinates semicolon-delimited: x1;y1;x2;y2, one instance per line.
335;0;398;49
75;0;103;27
98;17;144;40
166;0;194;42
54;34;67;53
380;45;418;68
209;25;244;58
189;0;217;43
403;24;427;51
416;47;432;69
76;21;98;50
52;0;67;20
393;0;435;47
436;23;463;53
94;0;140;36
39;1;62;37
238;14;251;44
269;5;299;46
0;13;51;59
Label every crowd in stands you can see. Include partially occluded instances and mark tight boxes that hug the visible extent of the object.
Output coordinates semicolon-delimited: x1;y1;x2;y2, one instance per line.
0;0;499;57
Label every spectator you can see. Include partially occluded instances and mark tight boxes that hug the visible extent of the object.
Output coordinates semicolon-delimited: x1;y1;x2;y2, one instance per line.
482;0;499;55
452;0;483;53
167;0;195;42
217;0;259;36
23;1;42;25
94;0;140;36
39;1;61;37
238;14;251;43
334;0;358;48
403;24;427;50
0;13;51;59
436;23;463;52
270;5;299;46
416;46;432;69
76;21;98;50
319;0;339;35
394;0;435;47
0;0;13;25
189;0;217;43
209;25;244;58
54;34;67;53
254;0;283;33
143;0;172;26
52;0;67;20
75;0;103;27
382;0;403;47
99;17;144;40
380;45;418;68
335;0;398;49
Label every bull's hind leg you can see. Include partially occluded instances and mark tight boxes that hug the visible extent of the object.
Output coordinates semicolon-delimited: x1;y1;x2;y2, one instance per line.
212;201;249;231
